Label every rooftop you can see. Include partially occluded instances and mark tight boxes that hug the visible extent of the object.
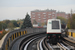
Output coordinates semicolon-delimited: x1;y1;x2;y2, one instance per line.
31;9;56;12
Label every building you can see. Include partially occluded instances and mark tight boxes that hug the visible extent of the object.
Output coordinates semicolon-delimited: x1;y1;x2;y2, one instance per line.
31;9;56;25
57;12;68;19
31;9;69;26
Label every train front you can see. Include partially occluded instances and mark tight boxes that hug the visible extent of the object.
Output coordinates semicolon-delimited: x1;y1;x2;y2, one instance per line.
47;19;61;44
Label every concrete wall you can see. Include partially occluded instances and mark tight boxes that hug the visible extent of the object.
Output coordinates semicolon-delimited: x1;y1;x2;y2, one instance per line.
0;28;46;50
66;29;75;38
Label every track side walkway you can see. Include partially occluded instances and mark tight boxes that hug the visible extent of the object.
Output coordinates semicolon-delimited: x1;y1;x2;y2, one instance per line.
62;33;75;44
0;33;8;49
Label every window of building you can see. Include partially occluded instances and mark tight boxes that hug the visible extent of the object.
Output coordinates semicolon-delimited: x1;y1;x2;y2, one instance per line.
32;13;35;14
33;16;35;17
48;14;51;15
38;19;41;21
38;14;40;16
43;13;46;14
32;18;35;19
43;18;46;19
44;15;46;17
44;20;46;22
52;15;54;17
48;16;50;18
39;17;41;18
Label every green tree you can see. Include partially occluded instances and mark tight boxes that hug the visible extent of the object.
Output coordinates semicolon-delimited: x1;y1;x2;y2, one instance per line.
17;19;23;27
3;20;10;24
0;22;7;31
71;14;75;29
33;20;37;24
7;22;15;30
11;20;19;27
57;16;67;25
21;13;33;29
2;23;7;29
0;22;2;31
67;14;75;29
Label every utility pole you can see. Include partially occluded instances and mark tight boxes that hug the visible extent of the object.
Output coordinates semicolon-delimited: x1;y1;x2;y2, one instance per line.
71;9;72;17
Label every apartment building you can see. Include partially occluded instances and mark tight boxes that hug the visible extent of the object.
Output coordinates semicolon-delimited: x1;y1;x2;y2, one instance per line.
57;12;68;19
31;9;56;24
31;9;69;26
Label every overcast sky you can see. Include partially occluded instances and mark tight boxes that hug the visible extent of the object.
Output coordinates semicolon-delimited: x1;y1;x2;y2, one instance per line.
0;0;75;21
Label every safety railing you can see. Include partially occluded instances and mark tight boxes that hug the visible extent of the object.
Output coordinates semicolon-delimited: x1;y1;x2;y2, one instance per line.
66;29;75;38
1;28;46;50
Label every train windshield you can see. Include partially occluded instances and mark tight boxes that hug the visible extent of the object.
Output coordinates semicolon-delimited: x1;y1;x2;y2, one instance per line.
52;21;59;29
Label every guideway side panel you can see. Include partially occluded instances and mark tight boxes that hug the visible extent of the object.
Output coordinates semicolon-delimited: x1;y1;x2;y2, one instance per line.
73;33;75;37
5;30;27;50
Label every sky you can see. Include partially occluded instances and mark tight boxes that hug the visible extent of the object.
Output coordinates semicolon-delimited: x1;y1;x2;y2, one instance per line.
0;0;75;21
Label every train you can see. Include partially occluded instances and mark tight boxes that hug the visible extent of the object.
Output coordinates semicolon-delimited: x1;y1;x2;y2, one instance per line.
47;19;62;44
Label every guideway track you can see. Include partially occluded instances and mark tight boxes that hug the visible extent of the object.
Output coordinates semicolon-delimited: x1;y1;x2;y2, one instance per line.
19;33;46;50
9;32;46;50
37;37;73;50
61;34;75;49
37;37;52;50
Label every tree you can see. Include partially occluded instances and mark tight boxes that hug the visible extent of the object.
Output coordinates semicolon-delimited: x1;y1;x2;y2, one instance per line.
2;23;7;29
11;20;19;27
3;20;10;24
0;22;2;31
71;14;75;29
67;14;75;29
21;13;33;29
57;16;67;25
0;22;7;31
41;22;47;26
33;20;37;24
8;22;14;28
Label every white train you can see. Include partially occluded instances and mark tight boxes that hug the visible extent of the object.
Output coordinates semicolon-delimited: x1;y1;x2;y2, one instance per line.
47;19;61;44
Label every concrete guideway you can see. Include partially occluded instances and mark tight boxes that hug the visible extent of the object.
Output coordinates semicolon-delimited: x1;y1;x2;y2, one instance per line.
11;36;25;50
1;28;75;50
23;34;46;50
67;29;75;38
68;36;75;41
19;32;46;50
37;36;71;50
0;32;8;48
11;33;46;50
24;36;39;50
0;28;46;50
62;32;75;44
64;37;75;44
62;32;75;49
39;37;45;50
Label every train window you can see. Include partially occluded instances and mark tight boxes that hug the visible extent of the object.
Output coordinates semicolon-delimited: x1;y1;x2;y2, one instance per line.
52;21;59;29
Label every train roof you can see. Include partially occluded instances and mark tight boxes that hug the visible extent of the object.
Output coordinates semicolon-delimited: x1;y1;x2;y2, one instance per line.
48;19;60;21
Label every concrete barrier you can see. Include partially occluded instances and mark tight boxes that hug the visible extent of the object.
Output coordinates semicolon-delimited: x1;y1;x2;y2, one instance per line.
65;29;75;40
0;28;46;50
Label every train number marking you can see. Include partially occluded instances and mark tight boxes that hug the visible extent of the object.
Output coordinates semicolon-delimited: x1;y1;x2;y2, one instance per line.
49;22;52;24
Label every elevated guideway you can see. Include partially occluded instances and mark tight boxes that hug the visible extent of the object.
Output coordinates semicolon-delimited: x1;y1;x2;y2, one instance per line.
0;28;46;50
0;27;75;50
